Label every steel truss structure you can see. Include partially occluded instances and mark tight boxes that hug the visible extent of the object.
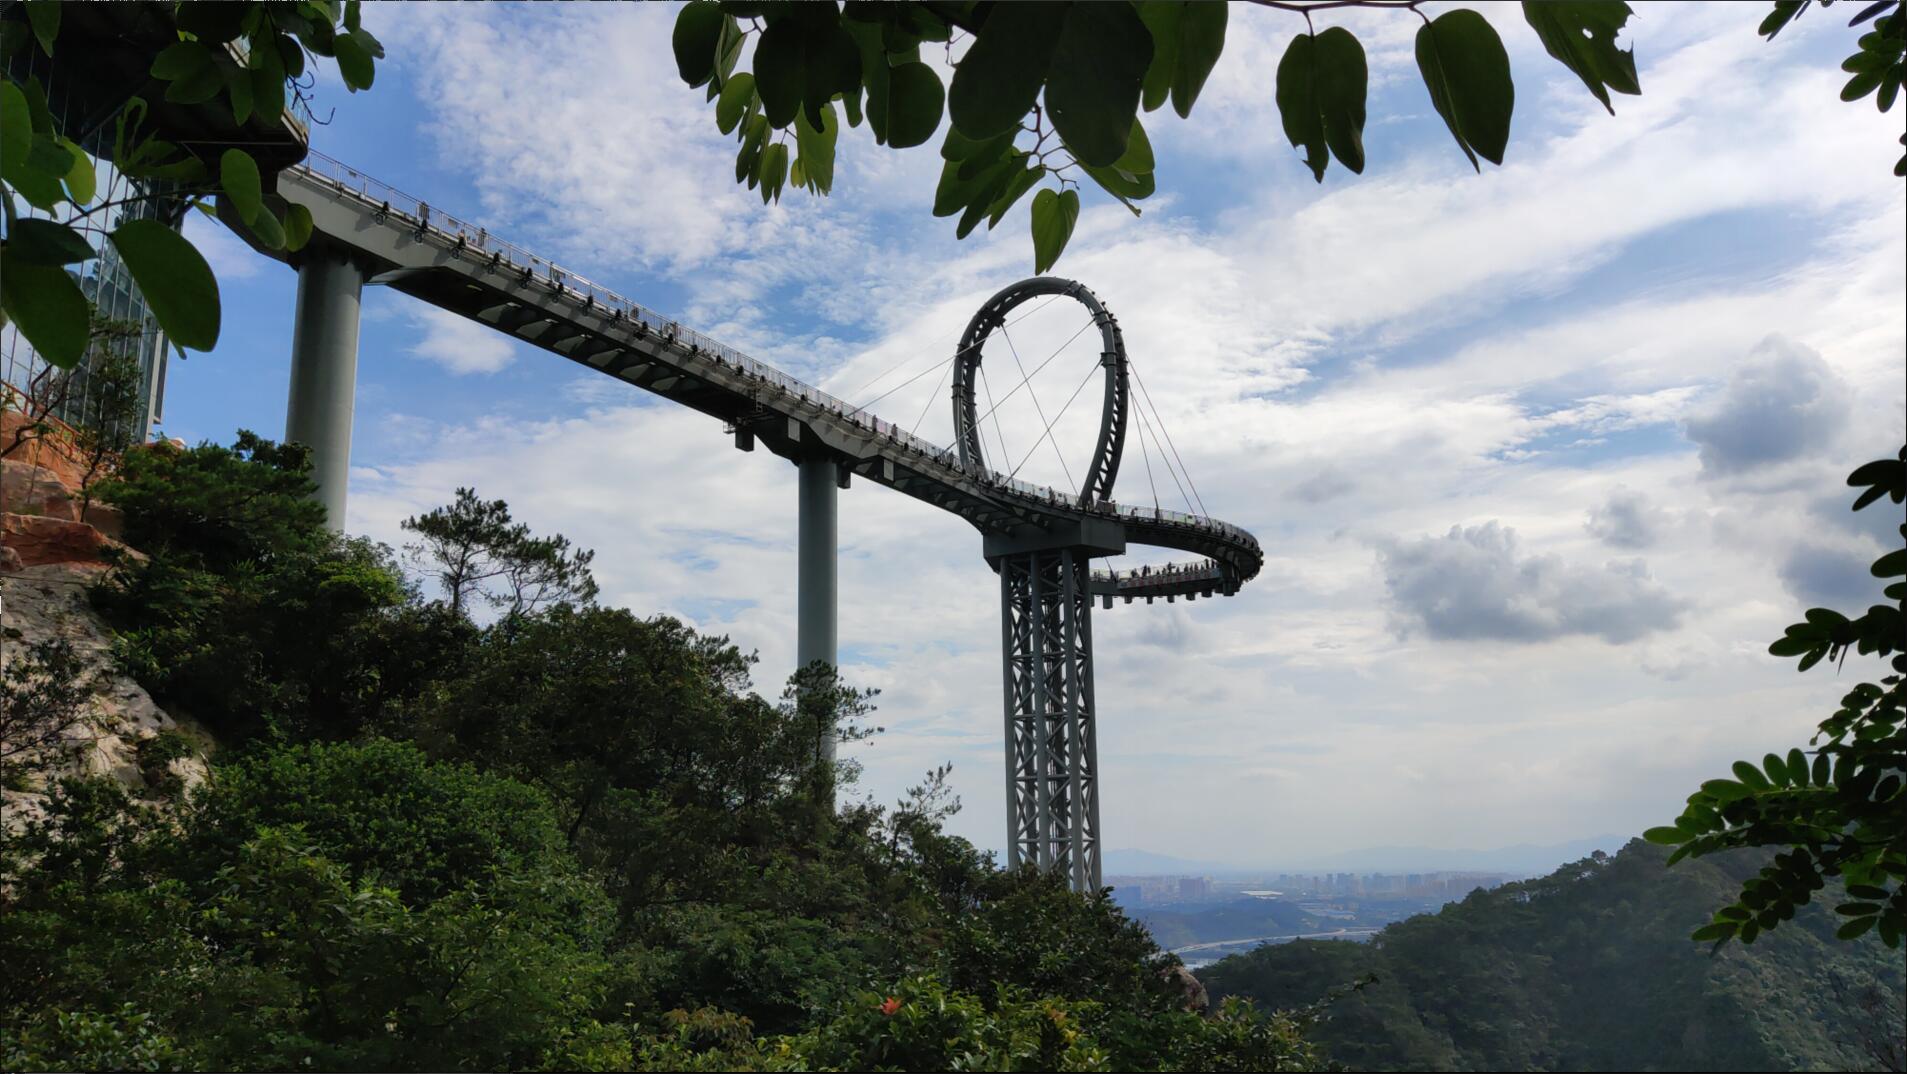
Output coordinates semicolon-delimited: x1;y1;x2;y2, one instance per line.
1000;547;1101;891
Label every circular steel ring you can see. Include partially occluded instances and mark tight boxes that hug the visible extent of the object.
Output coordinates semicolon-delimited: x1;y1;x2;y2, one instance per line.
951;277;1129;503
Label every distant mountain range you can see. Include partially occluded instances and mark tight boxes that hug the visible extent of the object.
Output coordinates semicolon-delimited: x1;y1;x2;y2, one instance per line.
1103;835;1628;878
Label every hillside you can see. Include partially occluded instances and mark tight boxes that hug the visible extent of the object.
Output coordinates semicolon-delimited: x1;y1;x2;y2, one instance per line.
1202;840;1906;1072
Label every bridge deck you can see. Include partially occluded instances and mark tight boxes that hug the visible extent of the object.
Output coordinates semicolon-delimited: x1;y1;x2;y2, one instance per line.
251;151;1262;603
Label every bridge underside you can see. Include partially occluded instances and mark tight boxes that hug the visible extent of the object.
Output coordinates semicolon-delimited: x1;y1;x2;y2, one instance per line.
999;546;1101;892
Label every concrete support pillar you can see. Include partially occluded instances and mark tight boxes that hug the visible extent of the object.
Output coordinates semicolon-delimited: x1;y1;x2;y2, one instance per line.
285;252;364;530
797;454;839;769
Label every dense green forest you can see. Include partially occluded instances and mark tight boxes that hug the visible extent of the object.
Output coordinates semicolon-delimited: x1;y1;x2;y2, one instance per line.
1202;840;1906;1072
0;434;1325;1072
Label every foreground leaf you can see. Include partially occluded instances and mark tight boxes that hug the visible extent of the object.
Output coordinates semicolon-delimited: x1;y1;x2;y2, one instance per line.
1416;9;1515;169
1030;187;1079;273
109;219;221;351
1522;1;1641;114
0;257;89;366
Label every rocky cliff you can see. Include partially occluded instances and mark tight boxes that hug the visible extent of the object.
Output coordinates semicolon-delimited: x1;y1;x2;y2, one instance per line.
2;411;207;827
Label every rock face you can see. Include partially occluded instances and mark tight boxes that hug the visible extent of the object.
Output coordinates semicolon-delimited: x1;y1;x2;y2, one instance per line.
2;563;211;831
2;411;131;569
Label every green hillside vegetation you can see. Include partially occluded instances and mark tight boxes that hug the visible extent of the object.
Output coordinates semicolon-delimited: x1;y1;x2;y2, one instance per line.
0;434;1327;1073
1202;840;1906;1072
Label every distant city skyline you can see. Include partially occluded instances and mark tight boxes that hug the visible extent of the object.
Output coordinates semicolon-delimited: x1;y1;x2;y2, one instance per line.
165;3;1903;861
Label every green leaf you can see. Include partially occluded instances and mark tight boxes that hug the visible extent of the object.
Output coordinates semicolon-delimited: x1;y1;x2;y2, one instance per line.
0;258;89;366
716;72;756;135
284;203;314;252
333;28;376;91
949;1;1067;140
248;204;286;250
1139;1;1182;113
150;40;213;80
1846;884;1891;899
753;17;805;128
225;59;255;125
1030;187;1079;273
4;218;94;265
1762;752;1791;787
884;62;945;150
759;141;789;204
221;148;264;226
956;157;1021;238
1785;748;1809;786
713;14;745;94
1415;9;1515;170
987;159;1043;228
250;40;287;122
1689;921;1736;942
1871;548;1905;578
1314;28;1368;174
57;135;93;204
18;75;53;133
24;0;59;56
1643;825;1689;845
0;82;30;177
1759;0;1806;39
1113;117;1154;175
1276;33;1327;181
165;59;225;105
1700;778;1750;802
1768;636;1817;657
944;125;1018;166
794;100;838;194
674;1;725;87
1171;0;1226;119
7;133;69;210
1836;916;1877;940
1812;752;1831;787
109;219;221;351
1045;1;1152;167
1732;760;1771;790
1521;1;1640;114
934;152;1012;217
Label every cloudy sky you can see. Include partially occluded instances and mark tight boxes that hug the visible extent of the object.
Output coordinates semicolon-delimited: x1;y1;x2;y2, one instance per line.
166;2;1904;869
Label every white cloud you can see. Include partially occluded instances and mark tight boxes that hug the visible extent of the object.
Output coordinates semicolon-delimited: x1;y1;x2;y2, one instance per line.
406;306;518;375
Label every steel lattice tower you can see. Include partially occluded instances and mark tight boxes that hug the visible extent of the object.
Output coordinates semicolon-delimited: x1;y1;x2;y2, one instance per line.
999;547;1102;889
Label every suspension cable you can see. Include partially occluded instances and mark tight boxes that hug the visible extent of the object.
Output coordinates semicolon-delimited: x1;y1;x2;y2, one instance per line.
973;317;1096;427
910;349;958;436
1127;356;1208;516
997;322;1077;493
846;292;1066;410
1134;392;1160;512
977;364;1013;469
858;351;955;413
1134;400;1192;514
1009;360;1100;486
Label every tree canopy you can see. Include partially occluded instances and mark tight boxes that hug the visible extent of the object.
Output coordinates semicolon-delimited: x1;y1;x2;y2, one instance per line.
673;0;1904;271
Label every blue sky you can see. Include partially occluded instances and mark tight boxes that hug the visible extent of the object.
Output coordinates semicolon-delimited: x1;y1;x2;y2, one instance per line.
167;2;1904;868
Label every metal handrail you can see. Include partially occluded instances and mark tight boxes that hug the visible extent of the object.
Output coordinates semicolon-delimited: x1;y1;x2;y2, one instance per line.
289;150;1260;557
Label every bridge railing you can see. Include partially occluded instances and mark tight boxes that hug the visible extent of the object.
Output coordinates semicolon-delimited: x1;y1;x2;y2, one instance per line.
290;151;1258;556
1091;560;1223;586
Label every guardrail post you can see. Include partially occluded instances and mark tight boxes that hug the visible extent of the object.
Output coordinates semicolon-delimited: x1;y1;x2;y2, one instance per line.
285;250;365;531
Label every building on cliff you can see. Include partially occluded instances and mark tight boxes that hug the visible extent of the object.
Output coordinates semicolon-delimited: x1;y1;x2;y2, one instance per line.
0;3;309;440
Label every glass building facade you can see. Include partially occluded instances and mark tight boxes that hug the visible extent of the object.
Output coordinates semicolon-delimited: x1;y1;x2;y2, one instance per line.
2;50;178;442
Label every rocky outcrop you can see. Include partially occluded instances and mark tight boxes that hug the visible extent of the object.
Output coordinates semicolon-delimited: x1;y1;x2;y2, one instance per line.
2;410;133;569
1;564;210;830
